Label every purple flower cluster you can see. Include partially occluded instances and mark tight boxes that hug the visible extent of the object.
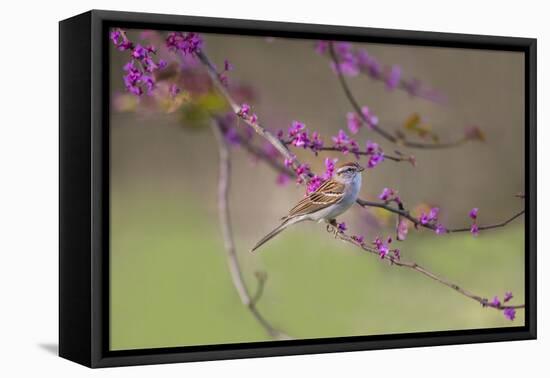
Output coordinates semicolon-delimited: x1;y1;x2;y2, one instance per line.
329;130;365;162
305;158;338;194
373;237;390;258
489;292;516;321
237;103;259;125
276;173;290;186
469;207;480;236
337;222;347;233
418;206;447;235
420;207;439;225
285;121;324;154
317;40;444;102
326;42;406;91
331;129;351;151
435;224;447;235
365;141;385;168
379;187;401;204
330;42;360;76
385;65;402;90
110;30;168;96
356;49;382;77
306;175;323;194
352;234;365;245
218;59;233;87
110;30;134;51
314;41;329;55
503;308;516;321
379;188;409;240
284;156;295;168
373;236;399;260
504;291;513;302
346;106;379;134
295;163;311;183
281;124;383;169
322;158;338;180
166;32;203;55
396;217;409;241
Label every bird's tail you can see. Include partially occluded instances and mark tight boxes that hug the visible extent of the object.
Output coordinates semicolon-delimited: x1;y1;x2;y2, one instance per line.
251;219;295;253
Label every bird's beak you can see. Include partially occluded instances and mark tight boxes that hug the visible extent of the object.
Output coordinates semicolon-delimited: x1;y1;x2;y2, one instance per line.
358;166;365;172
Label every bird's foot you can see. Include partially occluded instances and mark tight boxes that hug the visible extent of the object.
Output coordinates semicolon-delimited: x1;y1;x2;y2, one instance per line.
326;219;339;238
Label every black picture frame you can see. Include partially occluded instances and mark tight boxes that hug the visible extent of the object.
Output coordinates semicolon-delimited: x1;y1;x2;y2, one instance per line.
59;9;537;368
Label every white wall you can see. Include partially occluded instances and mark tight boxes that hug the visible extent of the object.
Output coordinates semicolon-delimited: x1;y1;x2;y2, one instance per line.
0;0;546;376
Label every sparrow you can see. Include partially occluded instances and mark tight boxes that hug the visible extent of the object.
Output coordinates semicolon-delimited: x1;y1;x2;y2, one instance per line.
251;161;364;252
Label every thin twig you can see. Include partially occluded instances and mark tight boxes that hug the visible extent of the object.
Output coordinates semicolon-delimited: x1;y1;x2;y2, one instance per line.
335;231;525;311
210;121;289;340
328;42;467;150
281;140;413;163
221;126;296;176
356;198;525;234
447;210;525;233
250;271;268;307
197;51;310;184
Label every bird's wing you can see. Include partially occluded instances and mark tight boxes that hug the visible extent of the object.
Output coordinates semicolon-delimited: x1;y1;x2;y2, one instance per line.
285;179;345;218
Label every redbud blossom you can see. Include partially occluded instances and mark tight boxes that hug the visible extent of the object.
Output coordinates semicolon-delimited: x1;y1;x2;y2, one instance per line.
503;308;516;321
396;218;409;241
435;224;447;235
385;65;402;90
323;158;338;180
239;103;250;117
352;235;365;244
337;222;347;233
306;176;323;194
276;173;290;186
504;291;513;302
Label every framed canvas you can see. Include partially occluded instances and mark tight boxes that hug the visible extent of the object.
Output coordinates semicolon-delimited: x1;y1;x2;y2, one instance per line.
59;10;537;368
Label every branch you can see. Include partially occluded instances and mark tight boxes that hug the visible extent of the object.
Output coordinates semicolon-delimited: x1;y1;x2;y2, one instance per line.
210;120;289;340
334;230;525;311
223;126;296;176
281;140;413;164
196;51;310;184
328;42;468;150
356;198;525;234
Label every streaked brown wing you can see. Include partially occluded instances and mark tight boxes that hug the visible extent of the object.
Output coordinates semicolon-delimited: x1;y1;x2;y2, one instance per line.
286;179;345;218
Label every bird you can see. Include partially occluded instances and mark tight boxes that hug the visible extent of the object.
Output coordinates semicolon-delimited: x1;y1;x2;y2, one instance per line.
251;161;364;252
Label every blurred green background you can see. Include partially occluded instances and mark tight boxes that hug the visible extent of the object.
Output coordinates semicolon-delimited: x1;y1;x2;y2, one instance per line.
109;31;525;351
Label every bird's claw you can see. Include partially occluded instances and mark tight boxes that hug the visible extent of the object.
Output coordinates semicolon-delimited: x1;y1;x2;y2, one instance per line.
326;220;340;238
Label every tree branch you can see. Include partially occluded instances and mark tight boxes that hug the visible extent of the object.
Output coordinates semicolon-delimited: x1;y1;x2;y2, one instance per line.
281;140;413;163
196;51;311;184
328;42;468;150
334;230;525;311
210;120;289;340
356;198;525;234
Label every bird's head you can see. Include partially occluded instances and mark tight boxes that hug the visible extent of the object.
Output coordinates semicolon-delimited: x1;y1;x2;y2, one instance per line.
335;161;364;182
